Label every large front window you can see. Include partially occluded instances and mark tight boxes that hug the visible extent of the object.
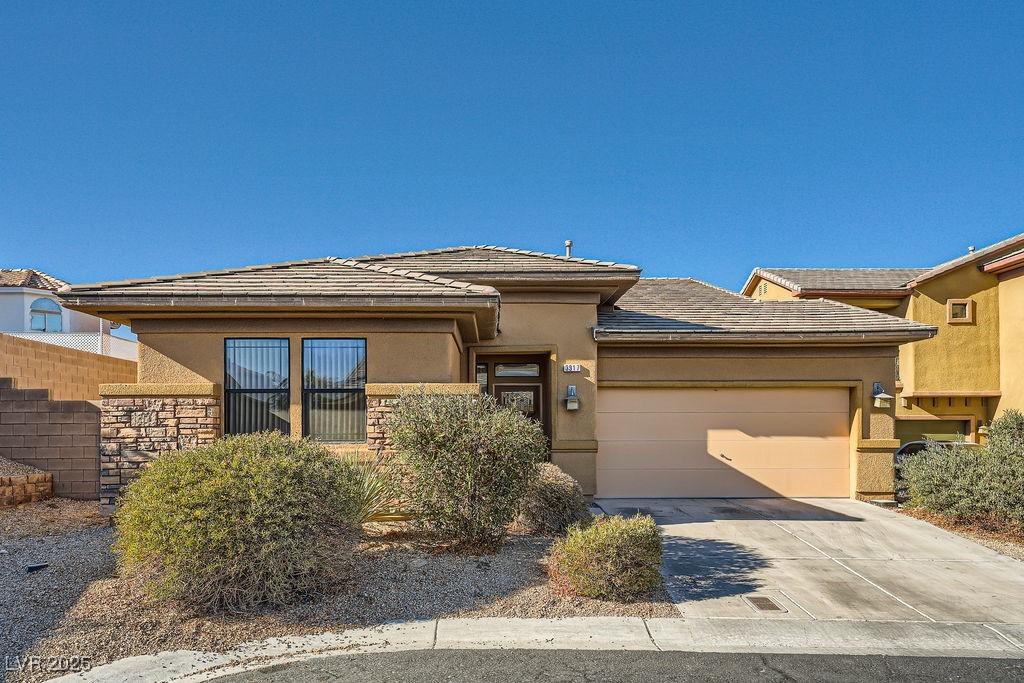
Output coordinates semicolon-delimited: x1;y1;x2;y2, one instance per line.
302;338;367;442
224;338;290;435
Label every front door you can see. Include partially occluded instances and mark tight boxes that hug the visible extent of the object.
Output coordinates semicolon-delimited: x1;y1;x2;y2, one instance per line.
475;354;550;439
494;384;543;422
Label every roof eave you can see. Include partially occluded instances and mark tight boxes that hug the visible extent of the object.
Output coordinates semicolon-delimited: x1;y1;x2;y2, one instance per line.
795;288;912;298
593;328;937;345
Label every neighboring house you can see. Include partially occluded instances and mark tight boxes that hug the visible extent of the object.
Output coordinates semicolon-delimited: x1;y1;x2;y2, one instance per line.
62;245;935;510
0;268;136;360
741;232;1024;445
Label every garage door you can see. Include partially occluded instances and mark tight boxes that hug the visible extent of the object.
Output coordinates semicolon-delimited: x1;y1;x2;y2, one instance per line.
596;387;851;498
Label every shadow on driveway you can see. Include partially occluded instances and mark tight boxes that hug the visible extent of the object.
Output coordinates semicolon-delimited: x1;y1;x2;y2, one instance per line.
660;535;769;601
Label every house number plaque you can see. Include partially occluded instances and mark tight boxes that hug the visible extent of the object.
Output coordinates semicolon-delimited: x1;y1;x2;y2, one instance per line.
562;363;582;373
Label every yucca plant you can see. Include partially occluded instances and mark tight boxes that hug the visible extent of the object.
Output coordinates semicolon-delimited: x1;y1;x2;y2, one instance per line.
338;449;412;523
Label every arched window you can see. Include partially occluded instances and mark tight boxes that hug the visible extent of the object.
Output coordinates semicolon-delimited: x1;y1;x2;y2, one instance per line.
30;298;62;332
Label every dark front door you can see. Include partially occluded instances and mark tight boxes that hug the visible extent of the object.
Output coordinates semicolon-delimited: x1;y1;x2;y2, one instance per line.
494;384;543;423
475;354;550;439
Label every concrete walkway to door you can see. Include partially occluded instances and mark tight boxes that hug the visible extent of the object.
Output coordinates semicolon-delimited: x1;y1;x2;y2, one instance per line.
596;497;1024;630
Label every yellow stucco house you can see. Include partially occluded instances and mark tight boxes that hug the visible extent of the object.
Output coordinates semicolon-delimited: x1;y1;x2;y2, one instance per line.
61;244;936;511
742;232;1024;444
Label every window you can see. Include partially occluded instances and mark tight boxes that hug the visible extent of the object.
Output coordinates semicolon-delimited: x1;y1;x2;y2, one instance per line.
29;298;62;332
494;363;540;377
302;339;366;442
947;298;975;324
224;339;289;435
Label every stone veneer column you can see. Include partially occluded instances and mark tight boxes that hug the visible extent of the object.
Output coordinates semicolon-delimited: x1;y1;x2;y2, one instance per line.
99;384;220;514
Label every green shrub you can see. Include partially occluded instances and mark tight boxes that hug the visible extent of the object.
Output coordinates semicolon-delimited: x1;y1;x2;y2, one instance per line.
115;432;360;613
387;390;547;549
984;410;1024;524
548;515;662;601
516;463;592;535
902;411;1024;525
902;440;989;520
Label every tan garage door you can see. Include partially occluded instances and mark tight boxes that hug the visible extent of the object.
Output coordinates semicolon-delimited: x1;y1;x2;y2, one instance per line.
596;387;851;498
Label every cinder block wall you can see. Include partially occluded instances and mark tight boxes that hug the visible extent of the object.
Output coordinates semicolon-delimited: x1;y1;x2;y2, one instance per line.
0;380;100;499
0;333;136;401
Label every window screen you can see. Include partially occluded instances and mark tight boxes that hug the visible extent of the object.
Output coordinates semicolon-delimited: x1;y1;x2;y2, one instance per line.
224;339;290;435
302;339;367;442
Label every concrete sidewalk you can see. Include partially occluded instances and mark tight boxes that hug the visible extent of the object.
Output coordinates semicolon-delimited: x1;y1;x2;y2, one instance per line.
51;616;1024;683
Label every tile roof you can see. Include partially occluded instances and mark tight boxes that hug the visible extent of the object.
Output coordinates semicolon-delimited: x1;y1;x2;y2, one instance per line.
64;258;499;299
597;278;936;342
0;269;69;291
351;245;640;275
909;232;1024;284
747;268;927;294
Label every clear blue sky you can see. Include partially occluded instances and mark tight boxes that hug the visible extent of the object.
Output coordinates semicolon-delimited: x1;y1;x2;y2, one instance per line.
2;1;1022;290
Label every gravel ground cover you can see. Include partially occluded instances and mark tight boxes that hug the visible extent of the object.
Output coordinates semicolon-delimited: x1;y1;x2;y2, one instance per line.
0;457;41;477
8;518;676;681
898;507;1024;562
0;499;107;539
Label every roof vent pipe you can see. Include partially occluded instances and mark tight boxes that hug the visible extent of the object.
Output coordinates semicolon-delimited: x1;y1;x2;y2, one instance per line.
564;240;573;258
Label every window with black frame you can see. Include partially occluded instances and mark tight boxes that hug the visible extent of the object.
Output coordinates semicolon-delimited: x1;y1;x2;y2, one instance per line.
224;338;290;435
302;338;367;442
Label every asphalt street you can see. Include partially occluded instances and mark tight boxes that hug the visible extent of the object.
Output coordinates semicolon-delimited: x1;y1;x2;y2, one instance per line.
214;649;1024;682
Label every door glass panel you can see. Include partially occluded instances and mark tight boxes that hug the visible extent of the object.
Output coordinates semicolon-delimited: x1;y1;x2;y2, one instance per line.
494;363;540;377
476;363;489;393
501;390;536;413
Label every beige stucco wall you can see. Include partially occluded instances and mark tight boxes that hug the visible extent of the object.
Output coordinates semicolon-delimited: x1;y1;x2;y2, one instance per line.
748;278;797;300
468;293;600;491
997;269;1024;415
131;317;463;440
903;268;1000;395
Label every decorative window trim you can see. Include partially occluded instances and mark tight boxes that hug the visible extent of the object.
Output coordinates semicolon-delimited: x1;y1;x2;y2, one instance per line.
946;298;975;325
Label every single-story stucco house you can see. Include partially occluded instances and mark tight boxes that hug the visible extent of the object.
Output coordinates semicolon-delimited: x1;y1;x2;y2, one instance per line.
60;245;936;511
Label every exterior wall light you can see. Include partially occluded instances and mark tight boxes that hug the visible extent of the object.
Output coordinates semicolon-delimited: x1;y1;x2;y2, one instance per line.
565;384;580;411
978;423;990;437
872;382;893;409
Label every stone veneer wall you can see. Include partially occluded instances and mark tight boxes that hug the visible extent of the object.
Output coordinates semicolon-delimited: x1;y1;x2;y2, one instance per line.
99;390;219;513
0;472;53;507
364;383;481;454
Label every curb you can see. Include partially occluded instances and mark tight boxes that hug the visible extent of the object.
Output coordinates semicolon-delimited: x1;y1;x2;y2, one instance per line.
50;617;1024;682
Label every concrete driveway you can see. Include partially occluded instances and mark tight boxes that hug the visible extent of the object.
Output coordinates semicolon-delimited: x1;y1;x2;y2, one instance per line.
597;498;1024;628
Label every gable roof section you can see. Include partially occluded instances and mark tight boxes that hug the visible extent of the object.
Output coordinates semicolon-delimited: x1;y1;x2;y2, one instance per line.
742;268;926;296
63;258;497;298
0;268;69;291
352;245;640;276
909;232;1024;285
61;258;501;340
597;278;937;344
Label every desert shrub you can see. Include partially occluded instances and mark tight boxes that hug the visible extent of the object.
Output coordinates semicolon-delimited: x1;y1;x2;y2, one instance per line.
115;432;360;613
387;390;547;549
548;515;662;601
516;463;592;534
337;449;410;523
984;410;1024;524
903;411;1024;525
902;440;989;520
